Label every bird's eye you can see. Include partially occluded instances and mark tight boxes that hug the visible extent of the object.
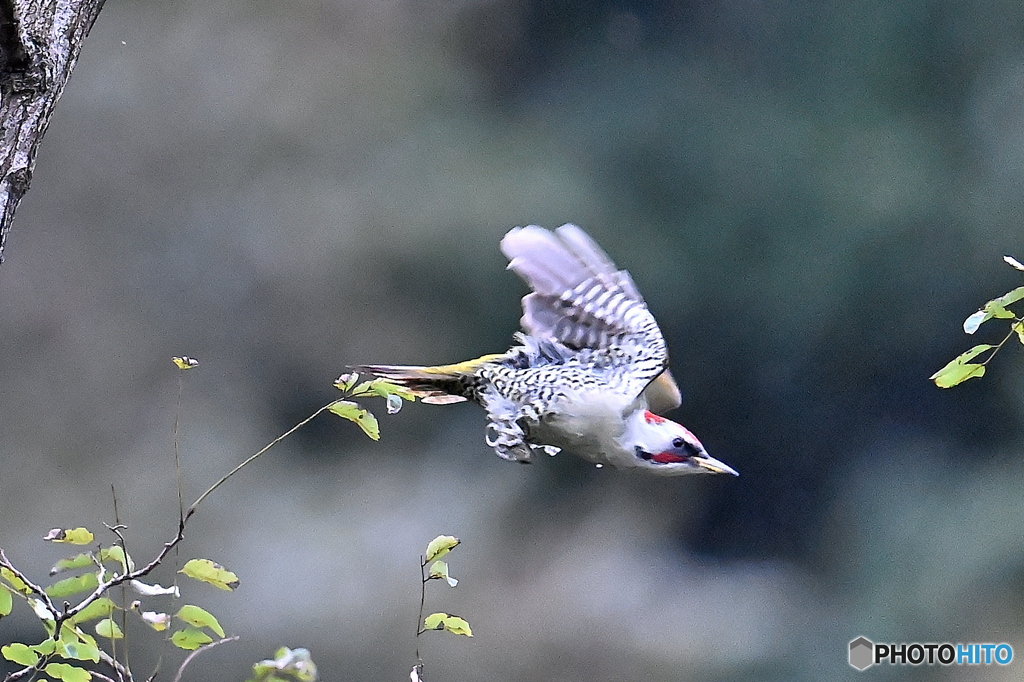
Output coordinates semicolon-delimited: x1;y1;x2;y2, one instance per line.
672;437;685;449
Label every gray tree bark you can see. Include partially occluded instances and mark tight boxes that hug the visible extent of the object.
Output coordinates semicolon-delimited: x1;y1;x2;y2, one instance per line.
0;0;105;264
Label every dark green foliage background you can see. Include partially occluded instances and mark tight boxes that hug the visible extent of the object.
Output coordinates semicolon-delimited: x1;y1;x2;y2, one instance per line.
2;0;1024;680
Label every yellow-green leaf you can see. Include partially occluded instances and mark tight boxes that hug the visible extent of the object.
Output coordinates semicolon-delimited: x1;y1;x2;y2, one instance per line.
95;618;124;639
44;662;91;682
423;612;472;636
43;528;94;545
425;535;459;562
99;546;134;573
57;624;99;662
424;612;447;630
171;627;213;651
58;639;100;663
1015;321;1024;346
180;559;239;591
1;567;31;594
46;573;99;599
2;642;39;666
0;584;12;616
32;639;56;656
429;560;457;587
176;604;225;637
930;344;993;388
49;553;93;576
441;615;473;637
69;597;117;624
356;379;417;402
327;400;380;440
172;356;199;369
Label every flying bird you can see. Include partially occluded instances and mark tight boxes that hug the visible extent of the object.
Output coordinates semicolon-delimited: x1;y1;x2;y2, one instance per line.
354;224;737;476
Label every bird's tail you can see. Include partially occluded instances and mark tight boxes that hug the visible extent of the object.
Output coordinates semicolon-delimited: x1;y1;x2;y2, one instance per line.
351;354;504;405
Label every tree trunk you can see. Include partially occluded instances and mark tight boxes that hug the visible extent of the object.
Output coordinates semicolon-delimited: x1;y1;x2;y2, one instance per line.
0;0;105;264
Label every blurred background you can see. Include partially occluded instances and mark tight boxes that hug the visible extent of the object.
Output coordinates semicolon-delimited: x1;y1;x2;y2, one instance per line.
2;0;1024;679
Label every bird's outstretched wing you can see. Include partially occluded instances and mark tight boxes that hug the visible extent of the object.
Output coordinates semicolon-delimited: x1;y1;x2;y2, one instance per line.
499;224;681;412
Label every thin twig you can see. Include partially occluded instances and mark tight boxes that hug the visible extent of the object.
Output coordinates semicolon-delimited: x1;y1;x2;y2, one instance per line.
110;486;130;681
170;636;239;682
174;371;185;528
980;317;1024;367
184;403;335;521
142;653;163;682
4;666;39;682
97;648;133;682
416;555;427;657
89;672;118;682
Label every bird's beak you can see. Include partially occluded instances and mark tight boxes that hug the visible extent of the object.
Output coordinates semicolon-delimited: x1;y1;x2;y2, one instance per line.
694;453;739;476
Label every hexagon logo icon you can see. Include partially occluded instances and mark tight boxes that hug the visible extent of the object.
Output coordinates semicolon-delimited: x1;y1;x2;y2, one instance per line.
849;636;874;670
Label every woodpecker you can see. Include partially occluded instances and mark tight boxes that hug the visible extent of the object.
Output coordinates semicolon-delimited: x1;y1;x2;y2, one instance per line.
354;224;737;477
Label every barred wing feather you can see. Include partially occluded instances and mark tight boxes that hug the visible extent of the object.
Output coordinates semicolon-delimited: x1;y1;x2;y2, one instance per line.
500;224;680;411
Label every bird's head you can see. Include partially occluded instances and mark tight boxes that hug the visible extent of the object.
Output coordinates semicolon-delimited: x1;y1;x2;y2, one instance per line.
626;410;738;476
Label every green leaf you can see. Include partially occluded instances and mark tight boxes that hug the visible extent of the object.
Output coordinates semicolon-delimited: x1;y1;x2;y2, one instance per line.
1;567;31;594
930;344;993;388
997;286;1024;308
327;400;380;440
965;286;1024;333
441;615;473;637
44;662;92;682
425;535;459;562
57;624;99;662
0;584;12;616
429;560;458;587
171;627;214;651
32;639;56;656
180;559;240;591
176;604;225;637
44;528;94;545
2;642;39;666
99;546;134;572
69;597;117;624
423;612;472;636
49;553;94;576
46;573;99;599
1015;320;1024;346
57;639;101;663
95;618;124;639
356;379;417;402
424;612;447;630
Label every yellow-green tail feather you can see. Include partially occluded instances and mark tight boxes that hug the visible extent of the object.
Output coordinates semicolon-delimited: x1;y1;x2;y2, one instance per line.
351;354;503;404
